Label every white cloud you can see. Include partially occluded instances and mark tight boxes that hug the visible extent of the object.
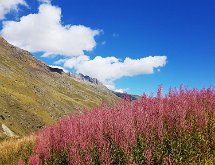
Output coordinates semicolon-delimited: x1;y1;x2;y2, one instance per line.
0;1;168;92
1;3;100;57
63;55;167;90
0;0;27;20
53;59;67;65
114;88;129;93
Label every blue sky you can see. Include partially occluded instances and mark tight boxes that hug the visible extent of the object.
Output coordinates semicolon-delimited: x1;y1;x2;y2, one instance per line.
0;0;214;95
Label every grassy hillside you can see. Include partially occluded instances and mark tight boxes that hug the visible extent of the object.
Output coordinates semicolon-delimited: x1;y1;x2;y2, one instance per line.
0;36;118;136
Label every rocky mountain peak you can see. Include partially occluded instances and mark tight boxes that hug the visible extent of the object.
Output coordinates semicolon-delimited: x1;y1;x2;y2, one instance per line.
48;66;64;74
68;72;103;86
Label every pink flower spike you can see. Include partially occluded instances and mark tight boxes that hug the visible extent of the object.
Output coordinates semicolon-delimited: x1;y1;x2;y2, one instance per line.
29;155;40;165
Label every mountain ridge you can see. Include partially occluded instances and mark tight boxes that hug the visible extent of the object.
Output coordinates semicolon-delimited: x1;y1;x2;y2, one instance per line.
0;36;118;137
68;72;140;100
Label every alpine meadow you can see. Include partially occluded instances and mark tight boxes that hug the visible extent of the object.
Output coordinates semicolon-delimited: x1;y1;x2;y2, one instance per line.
0;0;214;165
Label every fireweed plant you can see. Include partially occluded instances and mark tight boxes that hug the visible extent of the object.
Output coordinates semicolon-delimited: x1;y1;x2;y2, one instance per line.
20;87;215;165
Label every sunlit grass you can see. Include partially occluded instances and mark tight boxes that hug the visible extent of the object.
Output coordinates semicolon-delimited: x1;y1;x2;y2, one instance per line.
0;135;36;165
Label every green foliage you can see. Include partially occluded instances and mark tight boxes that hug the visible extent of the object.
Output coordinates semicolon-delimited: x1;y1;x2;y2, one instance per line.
131;136;146;165
51;150;69;165
91;146;101;165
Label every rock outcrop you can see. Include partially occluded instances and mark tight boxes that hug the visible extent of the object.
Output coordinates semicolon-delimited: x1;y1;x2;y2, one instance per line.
2;124;16;137
68;72;103;86
48;67;64;74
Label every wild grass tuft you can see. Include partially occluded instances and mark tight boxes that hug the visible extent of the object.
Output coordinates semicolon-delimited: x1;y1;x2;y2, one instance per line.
0;135;35;165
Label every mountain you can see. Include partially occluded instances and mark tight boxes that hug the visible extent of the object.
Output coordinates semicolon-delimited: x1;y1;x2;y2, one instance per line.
68;72;110;91
0;36;118;137
113;91;140;100
68;72;140;100
68;72;103;86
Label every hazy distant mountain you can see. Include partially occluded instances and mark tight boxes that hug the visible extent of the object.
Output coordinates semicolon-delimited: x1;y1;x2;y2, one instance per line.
0;36;118;137
113;91;140;100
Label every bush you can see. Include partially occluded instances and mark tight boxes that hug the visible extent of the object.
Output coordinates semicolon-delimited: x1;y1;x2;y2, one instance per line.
21;87;215;165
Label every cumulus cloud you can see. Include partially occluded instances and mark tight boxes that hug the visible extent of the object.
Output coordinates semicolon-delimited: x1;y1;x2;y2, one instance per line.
0;0;27;20
0;1;168;92
63;55;167;90
53;59;67;65
1;3;100;57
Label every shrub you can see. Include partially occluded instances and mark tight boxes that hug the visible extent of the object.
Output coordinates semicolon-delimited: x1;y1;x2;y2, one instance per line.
22;87;215;164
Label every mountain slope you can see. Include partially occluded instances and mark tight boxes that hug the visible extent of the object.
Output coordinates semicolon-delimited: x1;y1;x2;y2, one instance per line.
68;72;140;100
0;36;118;136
